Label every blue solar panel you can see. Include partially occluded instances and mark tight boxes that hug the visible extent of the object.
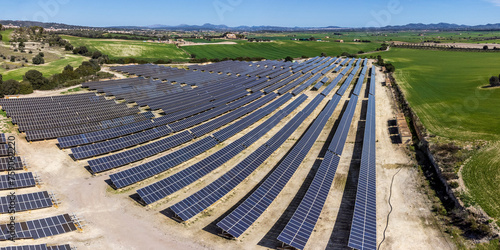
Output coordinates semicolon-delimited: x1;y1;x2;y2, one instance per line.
216;92;341;238
277;152;341;249
328;95;359;155
348;94;376;250
110;93;293;189
369;66;376;96
168;94;308;221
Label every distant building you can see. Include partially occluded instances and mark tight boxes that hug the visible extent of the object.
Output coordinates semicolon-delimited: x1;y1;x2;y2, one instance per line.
353;39;361;42
225;33;237;39
335;39;344;43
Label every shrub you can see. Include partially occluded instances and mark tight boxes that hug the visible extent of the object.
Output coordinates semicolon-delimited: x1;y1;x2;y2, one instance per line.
32;54;44;65
0;79;21;96
19;81;33;94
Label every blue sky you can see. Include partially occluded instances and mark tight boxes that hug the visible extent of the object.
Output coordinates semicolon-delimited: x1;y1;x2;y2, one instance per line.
1;0;500;27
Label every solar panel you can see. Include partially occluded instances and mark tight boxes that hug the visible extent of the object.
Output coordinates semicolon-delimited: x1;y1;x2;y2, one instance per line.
0;244;48;250
328;95;359;155
277;152;341;249
0;157;23;171
348;94;377;250
0;191;53;213
168;94;308;221
216;93;341;238
0;214;77;240
0;172;36;190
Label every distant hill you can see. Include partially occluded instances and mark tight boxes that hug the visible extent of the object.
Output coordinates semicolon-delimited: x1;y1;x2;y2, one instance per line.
3;20;500;32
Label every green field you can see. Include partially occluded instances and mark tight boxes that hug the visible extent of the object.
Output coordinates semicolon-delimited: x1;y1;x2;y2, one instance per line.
462;142;500;221
373;48;500;141
183;40;380;59
0;29;13;44
373;47;500;224
0;54;86;81
62;35;190;61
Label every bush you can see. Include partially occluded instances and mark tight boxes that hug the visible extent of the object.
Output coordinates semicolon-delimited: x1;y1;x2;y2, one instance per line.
449;181;459;188
284;56;293;62
10;56;15;62
0;79;21;96
38;52;44;57
24;70;49;89
32;54;44;65
19;81;33;94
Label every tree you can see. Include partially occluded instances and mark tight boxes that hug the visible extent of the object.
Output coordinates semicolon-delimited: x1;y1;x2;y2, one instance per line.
19;81;33;94
10;56;15;62
190;53;196;59
18;41;25;49
65;44;74;51
0;79;21;96
385;63;396;73
284;56;293;62
91;50;103;59
32;55;45;65
483;45;489;50
320;52;327;57
38;52;44;57
0;34;2;41
489;76;499;86
23;70;49;89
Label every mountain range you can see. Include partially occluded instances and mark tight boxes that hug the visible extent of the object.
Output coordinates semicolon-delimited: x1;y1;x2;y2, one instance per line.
3;20;500;31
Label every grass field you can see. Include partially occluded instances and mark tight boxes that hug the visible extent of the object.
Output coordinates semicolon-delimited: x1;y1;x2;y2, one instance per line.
462;142;500;221
0;54;86;81
62;35;190;61
0;29;13;44
183;40;380;59
373;48;500;141
373;47;500;224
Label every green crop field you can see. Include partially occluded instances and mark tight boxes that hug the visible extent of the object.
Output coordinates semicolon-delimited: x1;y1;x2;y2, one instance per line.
62;35;190;61
462;142;500;221
373;47;500;223
0;54;86;81
0;29;13;44
183;40;380;59
373;48;500;141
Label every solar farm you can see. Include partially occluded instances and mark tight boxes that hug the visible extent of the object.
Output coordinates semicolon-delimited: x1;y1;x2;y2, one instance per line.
0;56;446;249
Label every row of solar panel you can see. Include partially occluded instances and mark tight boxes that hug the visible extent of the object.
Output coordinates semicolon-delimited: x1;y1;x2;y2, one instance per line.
0;191;53;214
58;91;258;148
168;95;310;221
136;94;307;205
0;214;77;240
25;112;155;141
348;70;377;250
278;86;362;249
88;93;278;173
216;92;342;238
0;244;72;250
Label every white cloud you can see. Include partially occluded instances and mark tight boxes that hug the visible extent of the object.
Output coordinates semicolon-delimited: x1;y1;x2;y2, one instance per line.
486;0;500;6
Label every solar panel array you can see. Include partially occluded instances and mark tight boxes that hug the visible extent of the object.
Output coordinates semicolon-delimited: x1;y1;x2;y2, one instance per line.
0;244;72;250
136;93;305;205
277;81;364;249
216;92;343;238
0;134;6;144
0;191;53;213
0;172;36;190
110;93;294;189
0;156;23;171
169;94;308;221
0;214;77;240
348;69;377;250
